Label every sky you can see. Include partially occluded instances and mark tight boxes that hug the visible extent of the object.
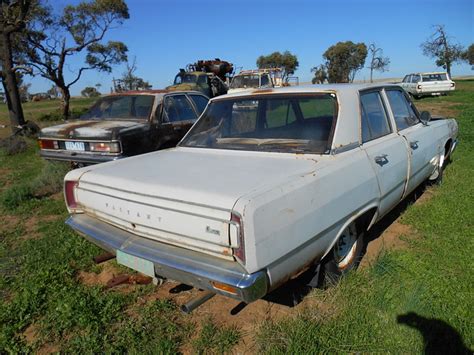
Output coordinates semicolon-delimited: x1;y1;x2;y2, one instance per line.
26;0;474;96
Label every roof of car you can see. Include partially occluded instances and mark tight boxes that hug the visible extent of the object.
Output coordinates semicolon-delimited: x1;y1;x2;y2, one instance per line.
108;90;208;98
213;83;401;101
407;72;448;75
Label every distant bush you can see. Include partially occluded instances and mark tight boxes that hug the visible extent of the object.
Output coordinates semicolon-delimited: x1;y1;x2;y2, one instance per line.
32;161;70;198
1;161;70;210
0;136;28;155
39;107;89;122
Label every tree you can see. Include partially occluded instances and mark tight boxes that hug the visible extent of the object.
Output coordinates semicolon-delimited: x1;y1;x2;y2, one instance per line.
115;57;151;92
367;43;390;83
256;51;299;82
0;0;32;132
46;84;59;99
323;41;367;83
81;86;100;97
463;44;474;69
311;64;327;84
23;0;129;119
421;25;464;77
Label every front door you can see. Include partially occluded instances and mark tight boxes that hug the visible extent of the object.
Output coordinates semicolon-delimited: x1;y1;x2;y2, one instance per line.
385;89;437;195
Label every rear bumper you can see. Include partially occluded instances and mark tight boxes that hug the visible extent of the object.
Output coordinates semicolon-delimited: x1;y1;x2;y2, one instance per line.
40;149;122;164
66;214;268;303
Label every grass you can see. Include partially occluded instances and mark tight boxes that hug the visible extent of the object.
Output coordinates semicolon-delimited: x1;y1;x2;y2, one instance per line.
0;97;97;138
0;82;473;353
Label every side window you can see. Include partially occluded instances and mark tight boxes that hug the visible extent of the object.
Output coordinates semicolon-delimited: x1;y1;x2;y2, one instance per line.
403;75;410;83
411;74;420;83
261;75;270;87
189;95;209;115
360;91;391;143
385;90;419;131
163;95;197;123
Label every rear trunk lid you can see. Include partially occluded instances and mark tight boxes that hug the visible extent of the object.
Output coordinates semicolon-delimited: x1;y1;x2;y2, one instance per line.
40;120;146;141
74;147;319;259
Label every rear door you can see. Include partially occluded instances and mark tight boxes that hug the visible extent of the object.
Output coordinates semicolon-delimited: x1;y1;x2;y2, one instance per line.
160;94;199;145
385;88;437;195
360;89;409;217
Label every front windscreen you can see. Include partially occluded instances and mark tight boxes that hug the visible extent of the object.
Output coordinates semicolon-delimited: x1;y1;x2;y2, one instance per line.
230;75;260;89
80;95;154;120
180;94;337;154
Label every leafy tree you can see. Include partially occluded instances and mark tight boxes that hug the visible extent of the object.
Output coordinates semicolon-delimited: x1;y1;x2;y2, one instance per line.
323;41;367;83
463;44;474;69
81;86;100;97
421;25;464;77
115;57;151;92
311;64;327;84
0;0;32;132
256;51;299;82
23;0;129;119
367;43;390;83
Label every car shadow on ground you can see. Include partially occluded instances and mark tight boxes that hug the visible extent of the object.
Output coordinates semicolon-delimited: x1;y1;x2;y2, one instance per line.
397;312;472;355
258;181;431;309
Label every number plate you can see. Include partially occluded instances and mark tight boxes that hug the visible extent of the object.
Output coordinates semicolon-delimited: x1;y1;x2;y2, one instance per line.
65;141;85;151
116;250;155;278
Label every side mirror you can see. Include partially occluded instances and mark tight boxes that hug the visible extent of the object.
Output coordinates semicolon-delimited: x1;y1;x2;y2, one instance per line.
420;111;431;125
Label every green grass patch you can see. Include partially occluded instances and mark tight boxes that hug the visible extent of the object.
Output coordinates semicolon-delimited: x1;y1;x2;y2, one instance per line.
192;319;241;354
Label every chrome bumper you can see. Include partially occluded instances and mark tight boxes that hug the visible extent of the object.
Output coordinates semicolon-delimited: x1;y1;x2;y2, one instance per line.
66;214;268;303
40;150;122;164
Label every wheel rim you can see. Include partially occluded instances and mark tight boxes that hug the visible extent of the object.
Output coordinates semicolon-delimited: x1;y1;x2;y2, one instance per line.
333;223;358;269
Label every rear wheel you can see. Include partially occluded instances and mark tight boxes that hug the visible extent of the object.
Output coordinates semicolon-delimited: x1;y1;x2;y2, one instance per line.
323;221;364;284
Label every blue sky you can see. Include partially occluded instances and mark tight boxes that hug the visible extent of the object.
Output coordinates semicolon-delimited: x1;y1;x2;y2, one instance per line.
27;0;473;95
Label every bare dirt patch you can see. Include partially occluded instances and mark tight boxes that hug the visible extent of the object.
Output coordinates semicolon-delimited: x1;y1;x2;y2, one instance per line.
77;261;123;286
22;215;60;241
361;221;414;267
22;323;39;345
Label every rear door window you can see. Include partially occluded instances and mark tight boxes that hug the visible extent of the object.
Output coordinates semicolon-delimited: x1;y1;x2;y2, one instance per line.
385;90;419;131
163;95;197;122
360;91;391;142
189;94;209;115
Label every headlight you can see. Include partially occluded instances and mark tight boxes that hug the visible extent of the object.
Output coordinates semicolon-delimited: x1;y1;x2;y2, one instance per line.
89;141;121;153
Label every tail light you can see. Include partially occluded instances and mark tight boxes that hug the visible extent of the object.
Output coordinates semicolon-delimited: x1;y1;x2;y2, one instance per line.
38;139;58;150
231;212;245;264
417;85;422;90
451;83;455;87
89;141;121;153
64;180;78;209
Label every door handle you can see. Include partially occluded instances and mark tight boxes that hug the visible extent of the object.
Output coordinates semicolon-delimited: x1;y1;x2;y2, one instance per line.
374;154;389;166
410;140;419;150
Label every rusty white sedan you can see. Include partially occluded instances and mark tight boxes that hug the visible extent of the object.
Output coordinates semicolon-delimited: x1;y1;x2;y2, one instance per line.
63;84;458;309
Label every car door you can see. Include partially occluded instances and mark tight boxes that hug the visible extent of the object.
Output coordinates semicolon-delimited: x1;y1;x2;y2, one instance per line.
401;75;411;91
385;88;437;196
360;89;409;217
158;94;199;147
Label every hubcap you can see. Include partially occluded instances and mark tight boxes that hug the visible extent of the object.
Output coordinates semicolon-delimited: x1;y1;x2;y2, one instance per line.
333;223;358;269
